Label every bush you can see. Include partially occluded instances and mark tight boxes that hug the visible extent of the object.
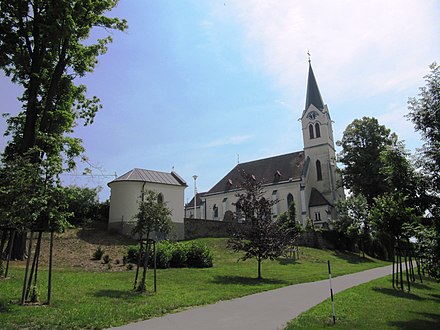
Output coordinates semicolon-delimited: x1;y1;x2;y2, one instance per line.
92;246;105;260
124;240;213;269
184;241;213;268
170;242;187;268
102;254;111;264
152;241;173;269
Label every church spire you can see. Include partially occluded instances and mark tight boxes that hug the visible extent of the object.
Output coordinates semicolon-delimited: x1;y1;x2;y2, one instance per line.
305;61;324;111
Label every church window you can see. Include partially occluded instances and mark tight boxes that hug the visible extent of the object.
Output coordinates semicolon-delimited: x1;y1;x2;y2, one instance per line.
314;212;321;221
315;123;321;138
287;193;294;209
272;190;278;218
309;124;315;139
213;204;218;219
316;160;323;181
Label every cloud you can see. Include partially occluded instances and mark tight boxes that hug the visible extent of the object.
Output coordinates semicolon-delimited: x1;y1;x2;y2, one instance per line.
219;0;439;103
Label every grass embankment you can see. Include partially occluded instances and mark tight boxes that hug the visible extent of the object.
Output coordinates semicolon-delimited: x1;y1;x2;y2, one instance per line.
286;276;440;329
0;236;388;329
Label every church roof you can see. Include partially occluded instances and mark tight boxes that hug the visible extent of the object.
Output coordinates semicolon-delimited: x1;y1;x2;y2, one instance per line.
309;188;331;207
305;62;325;111
206;151;305;195
185;192;205;208
108;168;187;187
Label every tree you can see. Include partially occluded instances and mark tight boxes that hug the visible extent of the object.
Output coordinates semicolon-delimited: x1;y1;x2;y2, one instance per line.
63;185;101;226
369;193;418;259
334;194;370;257
228;171;291;279
337;117;397;204
406;62;440;280
277;200;302;246
0;0;126;303
132;190;172;293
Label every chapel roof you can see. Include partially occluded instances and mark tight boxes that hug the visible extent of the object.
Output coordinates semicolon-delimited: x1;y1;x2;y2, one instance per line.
305;62;325;111
206;151;305;195
108;168;187;187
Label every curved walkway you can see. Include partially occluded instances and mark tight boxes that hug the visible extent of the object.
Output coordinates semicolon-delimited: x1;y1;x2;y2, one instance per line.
110;265;393;330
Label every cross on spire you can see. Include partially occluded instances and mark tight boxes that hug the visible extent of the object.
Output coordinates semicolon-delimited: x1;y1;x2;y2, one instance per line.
307;50;311;63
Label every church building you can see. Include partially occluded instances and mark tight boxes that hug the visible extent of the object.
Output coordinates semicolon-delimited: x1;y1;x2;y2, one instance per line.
186;62;344;227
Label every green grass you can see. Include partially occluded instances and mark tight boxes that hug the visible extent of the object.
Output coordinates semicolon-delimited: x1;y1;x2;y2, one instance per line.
286;276;440;329
0;238;389;329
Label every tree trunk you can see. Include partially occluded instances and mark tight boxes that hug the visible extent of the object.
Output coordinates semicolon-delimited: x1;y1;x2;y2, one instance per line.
5;230;16;278
47;231;54;305
10;232;27;260
21;232;33;305
133;239;143;290
140;241;151;293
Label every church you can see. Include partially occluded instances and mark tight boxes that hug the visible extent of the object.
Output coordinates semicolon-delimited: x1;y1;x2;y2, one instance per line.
185;62;345;227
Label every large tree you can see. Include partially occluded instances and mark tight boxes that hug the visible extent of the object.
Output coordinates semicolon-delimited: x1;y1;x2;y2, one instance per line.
406;62;440;280
0;0;127;256
337;117;397;204
228;171;292;280
407;62;440;215
0;0;126;303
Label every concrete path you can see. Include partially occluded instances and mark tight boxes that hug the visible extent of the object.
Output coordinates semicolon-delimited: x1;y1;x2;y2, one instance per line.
110;265;393;330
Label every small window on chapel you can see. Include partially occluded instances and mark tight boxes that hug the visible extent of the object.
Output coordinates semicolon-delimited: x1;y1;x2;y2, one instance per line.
309;124;315;139
157;193;164;204
315;123;321;138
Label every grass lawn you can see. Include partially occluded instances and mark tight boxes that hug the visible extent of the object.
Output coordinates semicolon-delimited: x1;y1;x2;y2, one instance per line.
0;237;389;329
286;276;440;329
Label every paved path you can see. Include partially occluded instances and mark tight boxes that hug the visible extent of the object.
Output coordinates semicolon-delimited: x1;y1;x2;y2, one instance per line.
110;265;393;330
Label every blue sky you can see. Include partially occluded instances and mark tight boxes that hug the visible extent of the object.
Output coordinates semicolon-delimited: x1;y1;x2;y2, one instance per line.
1;0;439;203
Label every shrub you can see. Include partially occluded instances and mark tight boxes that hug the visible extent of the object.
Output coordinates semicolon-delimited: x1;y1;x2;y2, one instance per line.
151;240;173;269
125;246;139;264
184;241;213;268
170;242;187;268
92;246;105;260
124;240;213;269
102;254;111;264
29;285;40;303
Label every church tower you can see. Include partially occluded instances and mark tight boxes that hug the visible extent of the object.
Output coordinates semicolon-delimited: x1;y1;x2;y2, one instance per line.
301;61;342;223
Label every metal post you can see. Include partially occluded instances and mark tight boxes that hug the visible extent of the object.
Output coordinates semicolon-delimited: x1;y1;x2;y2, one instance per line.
327;260;336;324
193;175;198;218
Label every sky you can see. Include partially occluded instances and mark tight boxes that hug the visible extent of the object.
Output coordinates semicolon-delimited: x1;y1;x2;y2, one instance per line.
1;0;439;203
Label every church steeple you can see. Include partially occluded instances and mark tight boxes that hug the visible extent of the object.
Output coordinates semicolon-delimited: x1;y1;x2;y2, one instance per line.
305;62;324;111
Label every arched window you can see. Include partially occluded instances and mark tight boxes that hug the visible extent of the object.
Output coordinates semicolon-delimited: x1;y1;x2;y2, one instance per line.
316;160;323;181
287;193;294;209
315;123;321;138
309;124;315;139
157;193;164;204
213;204;218;218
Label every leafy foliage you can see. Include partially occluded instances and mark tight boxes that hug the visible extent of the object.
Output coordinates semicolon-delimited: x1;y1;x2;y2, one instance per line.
337;117;397;204
334;194;370;255
277;200;302;245
228;170;292;279
369;193;418;257
406;63;440;279
63;185;105;226
132;190;173;240
92;246;105;261
125;240;213;269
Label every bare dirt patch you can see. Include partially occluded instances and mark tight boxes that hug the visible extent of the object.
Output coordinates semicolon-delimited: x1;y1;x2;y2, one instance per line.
11;223;137;272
